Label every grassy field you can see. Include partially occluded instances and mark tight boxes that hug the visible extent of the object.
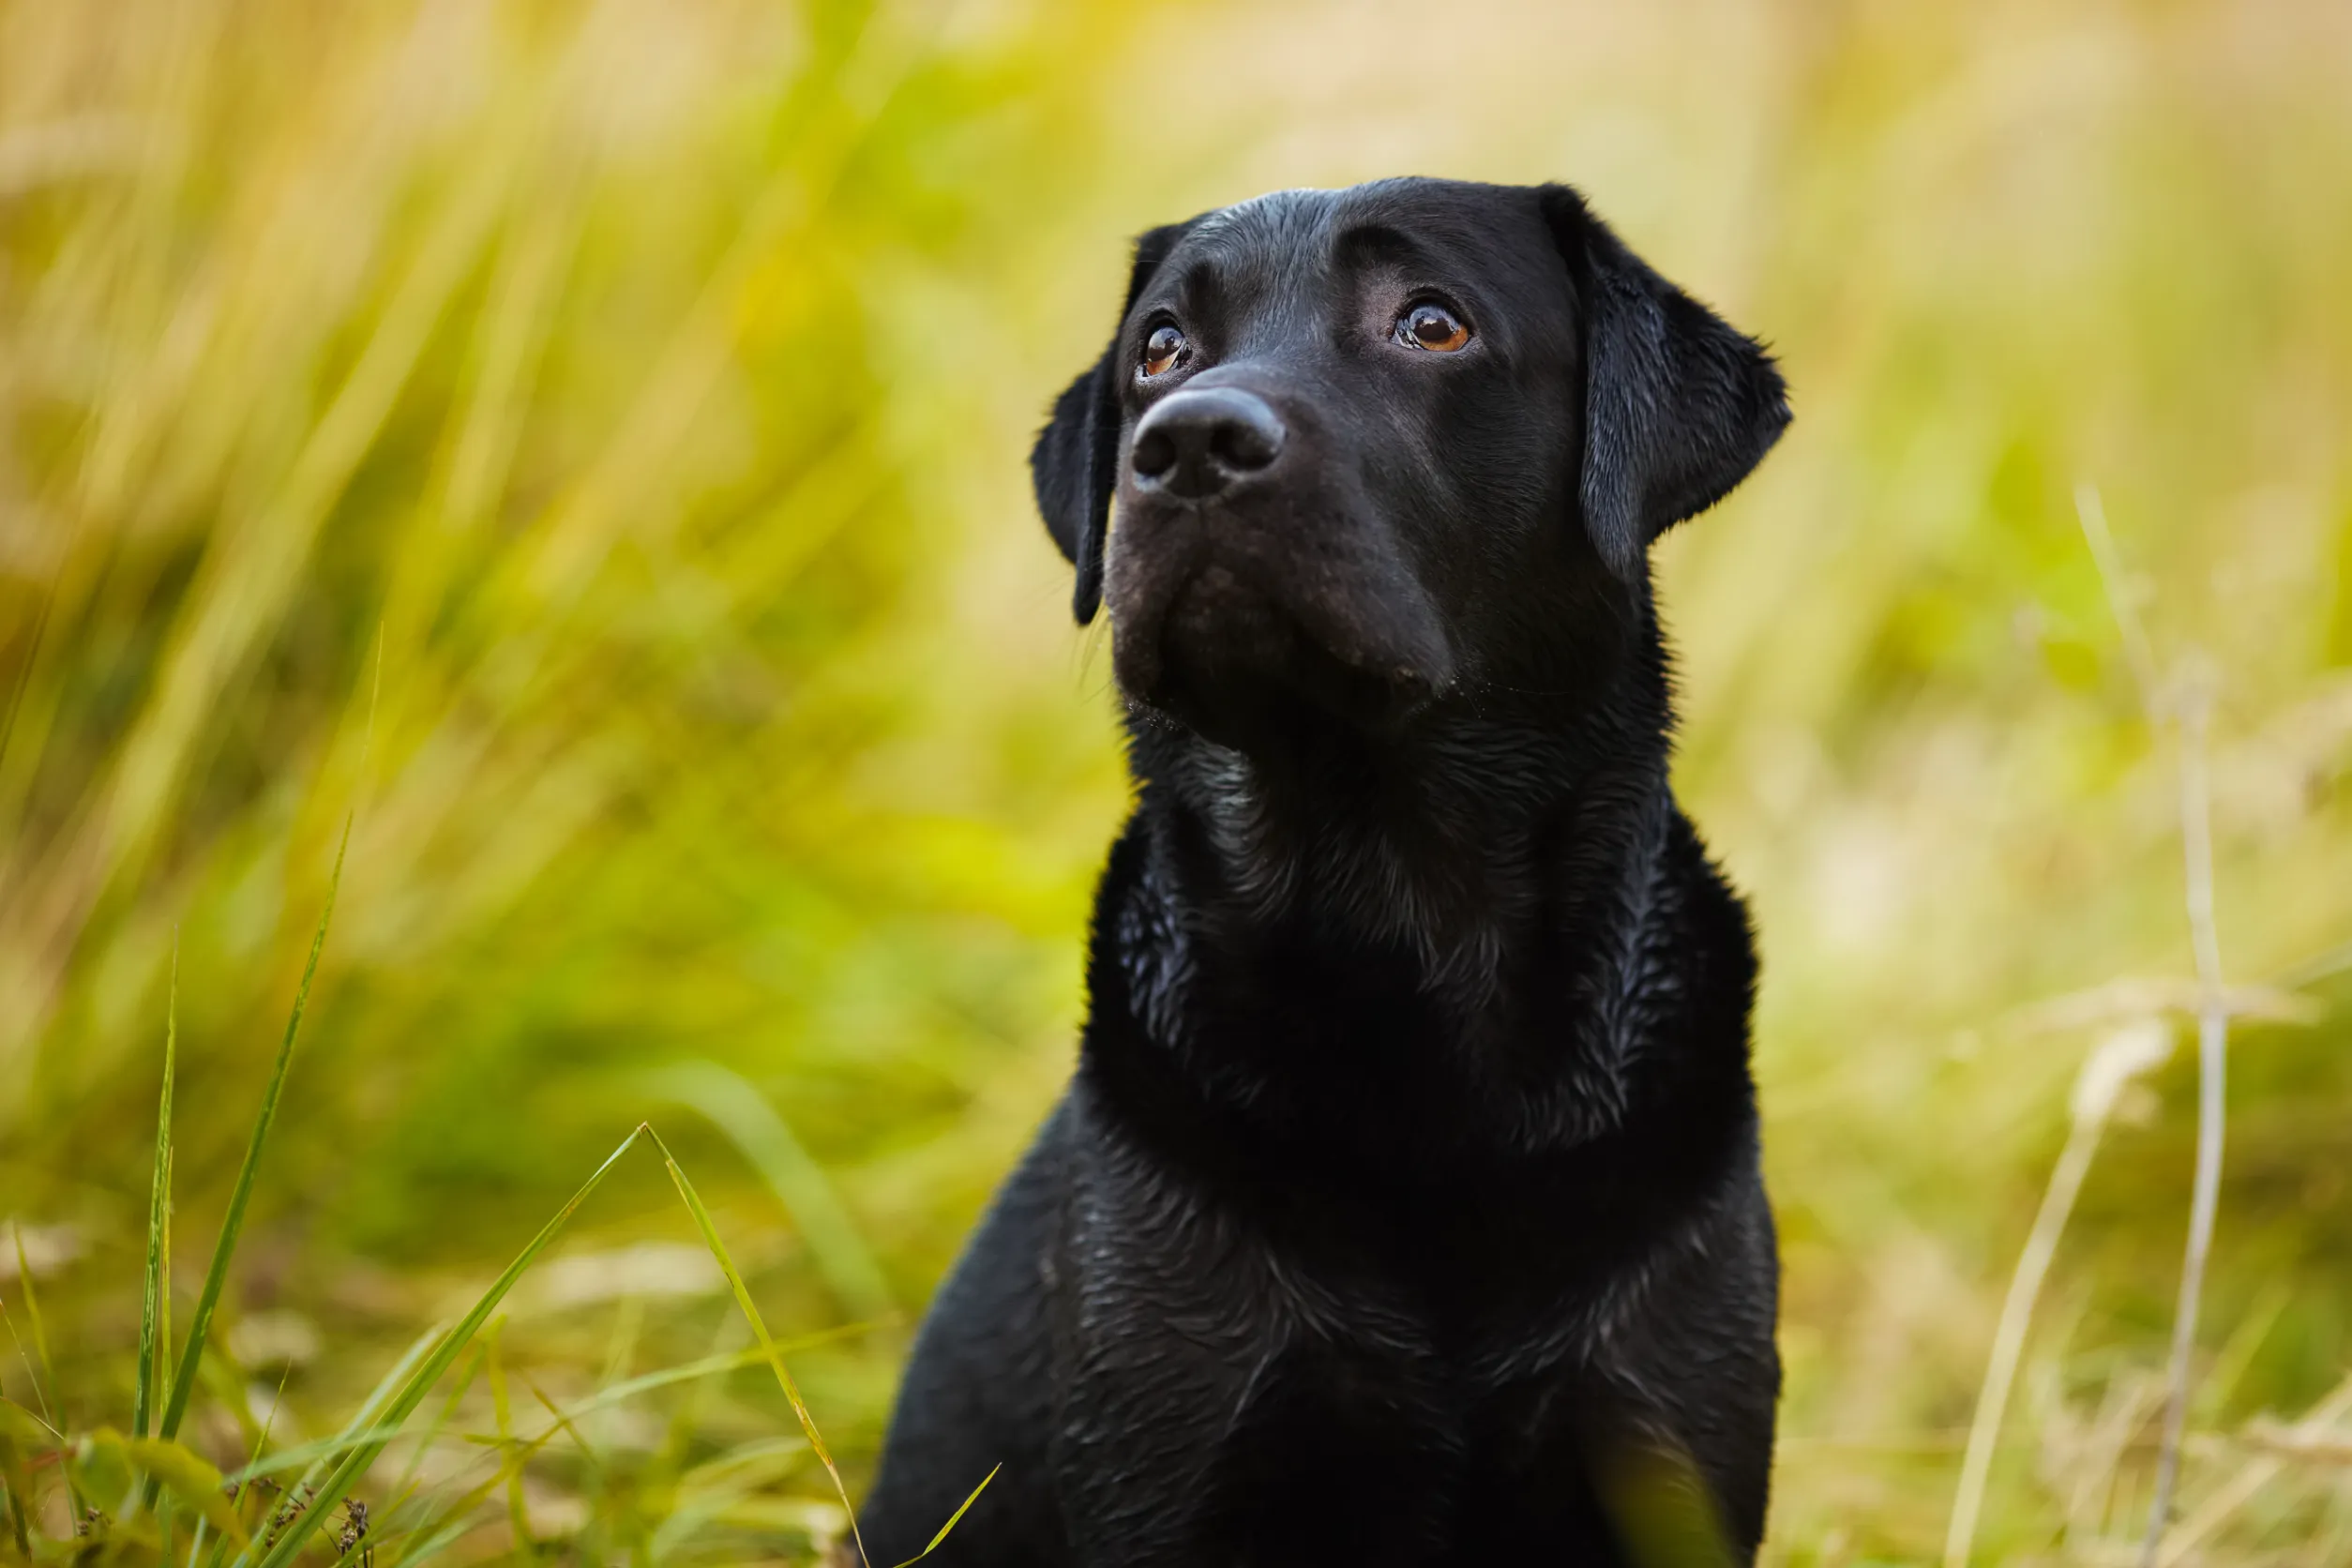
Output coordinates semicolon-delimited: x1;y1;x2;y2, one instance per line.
4;1;2349;1562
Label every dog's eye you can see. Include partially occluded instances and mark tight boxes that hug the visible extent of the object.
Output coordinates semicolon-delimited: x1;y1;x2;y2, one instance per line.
1397;303;1470;353
1140;324;1190;378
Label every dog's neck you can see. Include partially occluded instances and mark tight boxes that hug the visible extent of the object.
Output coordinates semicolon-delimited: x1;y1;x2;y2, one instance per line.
1089;644;1718;1166
1121;639;1680;1015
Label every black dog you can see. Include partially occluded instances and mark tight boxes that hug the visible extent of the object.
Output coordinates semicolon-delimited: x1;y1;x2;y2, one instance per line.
862;177;1788;1567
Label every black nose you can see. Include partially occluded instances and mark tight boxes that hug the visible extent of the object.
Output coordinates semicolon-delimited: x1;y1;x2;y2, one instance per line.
1129;387;1287;501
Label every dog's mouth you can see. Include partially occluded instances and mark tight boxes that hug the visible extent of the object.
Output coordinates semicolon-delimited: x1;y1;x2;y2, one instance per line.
1105;504;1455;743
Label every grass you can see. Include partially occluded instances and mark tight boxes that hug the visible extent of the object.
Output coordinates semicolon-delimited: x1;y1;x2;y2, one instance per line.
5;0;2352;1562
1;888;992;1564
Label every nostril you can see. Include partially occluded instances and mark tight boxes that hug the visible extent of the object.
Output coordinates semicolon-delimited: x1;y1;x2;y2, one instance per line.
1132;427;1177;479
1209;416;1281;473
1131;388;1285;496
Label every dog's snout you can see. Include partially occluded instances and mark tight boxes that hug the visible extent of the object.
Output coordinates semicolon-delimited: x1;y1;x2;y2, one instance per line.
1130;387;1287;501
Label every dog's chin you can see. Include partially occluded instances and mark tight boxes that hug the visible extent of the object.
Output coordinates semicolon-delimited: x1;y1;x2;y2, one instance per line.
1110;565;1451;748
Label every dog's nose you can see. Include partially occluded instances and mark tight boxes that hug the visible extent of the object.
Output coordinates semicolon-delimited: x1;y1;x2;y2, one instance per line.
1129;387;1287;501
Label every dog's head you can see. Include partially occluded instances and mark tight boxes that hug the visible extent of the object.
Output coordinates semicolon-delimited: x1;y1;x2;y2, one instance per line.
1033;178;1787;748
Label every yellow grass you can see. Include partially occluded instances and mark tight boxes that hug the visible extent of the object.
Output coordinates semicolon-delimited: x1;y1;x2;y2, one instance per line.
3;0;2349;1560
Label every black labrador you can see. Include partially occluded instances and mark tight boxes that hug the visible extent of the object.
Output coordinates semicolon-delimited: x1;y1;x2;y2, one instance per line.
861;177;1789;1568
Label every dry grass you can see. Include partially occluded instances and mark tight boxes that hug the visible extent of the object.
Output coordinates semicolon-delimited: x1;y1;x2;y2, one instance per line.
4;0;2350;1562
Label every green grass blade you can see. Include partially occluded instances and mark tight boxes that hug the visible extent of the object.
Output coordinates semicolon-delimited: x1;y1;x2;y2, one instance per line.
892;1463;1000;1568
158;816;352;1443
383;1341;482;1514
216;1328;873;1502
135;940;179;1441
0;1396;58;1445
227;1357;296;1524
564;1324;872;1428
520;1372;602;1478
5;1227;61;1431
159;1151;173;1413
645;1060;895;1321
221;1425;416;1488
347;1390;566;1567
254;1320;445;1528
238;1125;643;1568
483;1319;531;1557
646;1126;870;1568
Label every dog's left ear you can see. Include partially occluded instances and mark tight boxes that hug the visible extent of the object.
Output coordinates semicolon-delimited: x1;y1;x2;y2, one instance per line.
1541;186;1790;581
1032;219;1199;624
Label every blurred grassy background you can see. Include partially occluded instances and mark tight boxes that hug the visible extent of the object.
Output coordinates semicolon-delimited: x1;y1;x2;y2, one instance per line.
3;0;2349;1561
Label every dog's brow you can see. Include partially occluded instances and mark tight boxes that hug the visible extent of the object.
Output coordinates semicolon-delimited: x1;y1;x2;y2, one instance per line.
1171;259;1228;317
1331;221;1441;275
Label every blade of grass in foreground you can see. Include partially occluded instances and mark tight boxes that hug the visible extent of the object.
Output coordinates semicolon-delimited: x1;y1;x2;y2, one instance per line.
363;1418;564;1568
892;1464;1000;1568
222;1329;874;1492
648;1060;895;1321
383;1341;483;1510
240;1126;643;1568
643;1133;998;1568
484;1319;532;1557
135;940;179;1441
6;1227;60;1430
648;1126;874;1568
158;817;352;1444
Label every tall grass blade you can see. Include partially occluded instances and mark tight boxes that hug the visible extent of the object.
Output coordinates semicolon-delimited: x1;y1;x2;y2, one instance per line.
559;1327;869;1431
135;939;179;1441
339;1378;567;1566
1945;1019;2171;1568
384;1341;482;1511
226;1327;872;1498
158;816;352;1443
484;1319;532;1556
239;1126;643;1568
231;1321;438;1545
647;1060;895;1321
647;1125;871;1568
222;1424;425;1490
520;1372;603;1479
376;1428;562;1568
6;1226;60;1430
233;1357;296;1524
892;1464;1000;1568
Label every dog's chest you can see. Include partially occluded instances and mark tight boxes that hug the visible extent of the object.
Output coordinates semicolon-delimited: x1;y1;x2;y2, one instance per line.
1048;1161;1638;1564
1054;1131;1638;1425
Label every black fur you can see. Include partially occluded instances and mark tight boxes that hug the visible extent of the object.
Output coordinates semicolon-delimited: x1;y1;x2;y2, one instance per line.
867;178;1789;1567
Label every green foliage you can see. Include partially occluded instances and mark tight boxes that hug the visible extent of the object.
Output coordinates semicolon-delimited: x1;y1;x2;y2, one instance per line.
3;0;2349;1562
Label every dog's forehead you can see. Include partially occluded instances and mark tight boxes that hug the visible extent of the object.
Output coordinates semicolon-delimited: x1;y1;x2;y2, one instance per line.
1156;180;1559;322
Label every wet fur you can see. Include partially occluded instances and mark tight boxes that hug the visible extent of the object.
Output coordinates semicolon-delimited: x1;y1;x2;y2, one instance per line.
863;178;1789;1566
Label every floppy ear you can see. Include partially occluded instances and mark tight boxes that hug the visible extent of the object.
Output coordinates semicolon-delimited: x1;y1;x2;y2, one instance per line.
1541;186;1790;581
1032;219;1197;623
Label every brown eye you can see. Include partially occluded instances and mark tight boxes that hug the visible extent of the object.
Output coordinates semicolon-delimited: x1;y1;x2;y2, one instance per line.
1141;324;1189;377
1398;303;1470;353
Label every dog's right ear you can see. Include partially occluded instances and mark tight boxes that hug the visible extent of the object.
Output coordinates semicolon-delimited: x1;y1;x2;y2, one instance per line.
1032;219;1197;624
